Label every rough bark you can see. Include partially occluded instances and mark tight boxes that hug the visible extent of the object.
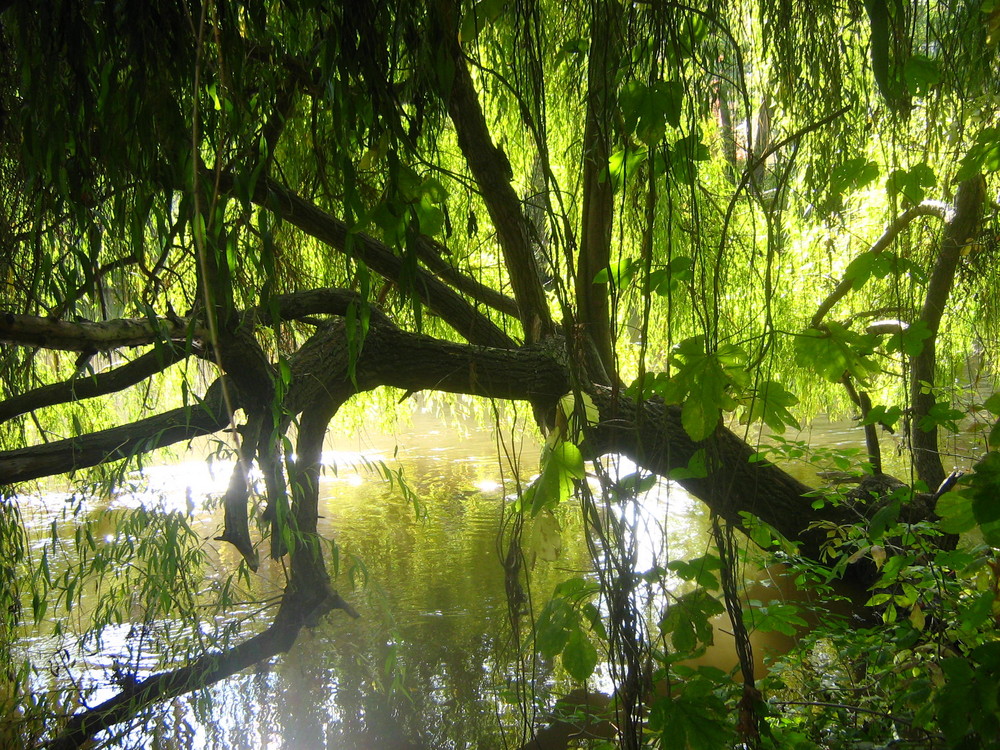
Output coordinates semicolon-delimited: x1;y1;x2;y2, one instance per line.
445;49;555;343
910;176;986;490
3;319;871;567
575;0;620;379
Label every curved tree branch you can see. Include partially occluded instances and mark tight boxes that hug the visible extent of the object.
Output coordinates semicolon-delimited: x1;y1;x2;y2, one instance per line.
215;171;518;350
911;176;986;489
810;200;949;329
0;378;233;486
442;38;554;342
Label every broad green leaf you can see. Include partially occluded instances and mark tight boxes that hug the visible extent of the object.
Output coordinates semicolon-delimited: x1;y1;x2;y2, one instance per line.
886;163;936;205
903;55;940;96
739;380;801;433
830;157;880;195
668;449;709;481
844;250;923;290
606;145;647;189
983;392;1000;415
529;510;562;562
659;589;723;652
860;404;903;429
885;319;932;357
935;490;976;534
561;627;598;681
968;451;1000;525
744;600;808;636
619;80;683;145
667;554;721;589
649;691;731;750
536;597;574;658
794;323;880;383
916;401;964;432
649;255;694;295
528;441;585;516
956;126;1000;181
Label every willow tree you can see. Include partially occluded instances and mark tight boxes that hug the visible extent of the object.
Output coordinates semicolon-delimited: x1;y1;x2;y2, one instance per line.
1;0;998;747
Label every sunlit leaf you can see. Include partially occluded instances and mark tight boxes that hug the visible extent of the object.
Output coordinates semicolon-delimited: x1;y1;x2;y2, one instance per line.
794;324;880;383
886;163;936;205
739;380;801;433
885;319;932;357
830;157;880;195
529;510;562;562
561;627;598;681
903;55;940;96
957;126;1000;181
935;490;976;534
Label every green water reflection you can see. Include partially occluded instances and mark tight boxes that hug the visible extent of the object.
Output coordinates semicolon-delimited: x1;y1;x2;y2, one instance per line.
14;407;902;748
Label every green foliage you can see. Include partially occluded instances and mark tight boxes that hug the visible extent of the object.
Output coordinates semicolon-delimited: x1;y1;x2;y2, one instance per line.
884;319;933;357
957;126;1000;181
619;79;683;145
522;439;586;517
794;324;880;384
886;163;937;205
629;336;750;440
535;577;604;682
647;676;733;750
935;643;1000;749
843;249;925;290
737;380;801;434
830;157;880;196
659;588;724;653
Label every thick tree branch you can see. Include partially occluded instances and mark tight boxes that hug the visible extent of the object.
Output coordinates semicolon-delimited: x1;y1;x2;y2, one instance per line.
413;234;521;318
443;44;554;342
0;378;233;486
2;320;919;572
216;171;517;349
575;0;620;378
0;312;200;353
911;176;986;489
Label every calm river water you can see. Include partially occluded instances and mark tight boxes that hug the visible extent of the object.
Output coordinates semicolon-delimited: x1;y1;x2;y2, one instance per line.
11;407;920;749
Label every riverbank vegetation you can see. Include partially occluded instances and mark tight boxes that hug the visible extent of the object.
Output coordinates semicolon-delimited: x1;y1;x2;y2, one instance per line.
1;0;999;747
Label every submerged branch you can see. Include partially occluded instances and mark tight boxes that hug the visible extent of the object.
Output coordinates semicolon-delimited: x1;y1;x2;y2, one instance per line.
45;588;357;750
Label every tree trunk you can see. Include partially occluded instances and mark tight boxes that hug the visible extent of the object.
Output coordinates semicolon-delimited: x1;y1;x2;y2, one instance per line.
910;176;985;490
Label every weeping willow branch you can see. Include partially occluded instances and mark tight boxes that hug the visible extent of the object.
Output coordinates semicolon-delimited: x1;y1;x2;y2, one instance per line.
0;343;192;424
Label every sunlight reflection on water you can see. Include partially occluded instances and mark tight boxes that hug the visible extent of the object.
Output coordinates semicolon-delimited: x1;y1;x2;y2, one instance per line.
12;408;882;748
